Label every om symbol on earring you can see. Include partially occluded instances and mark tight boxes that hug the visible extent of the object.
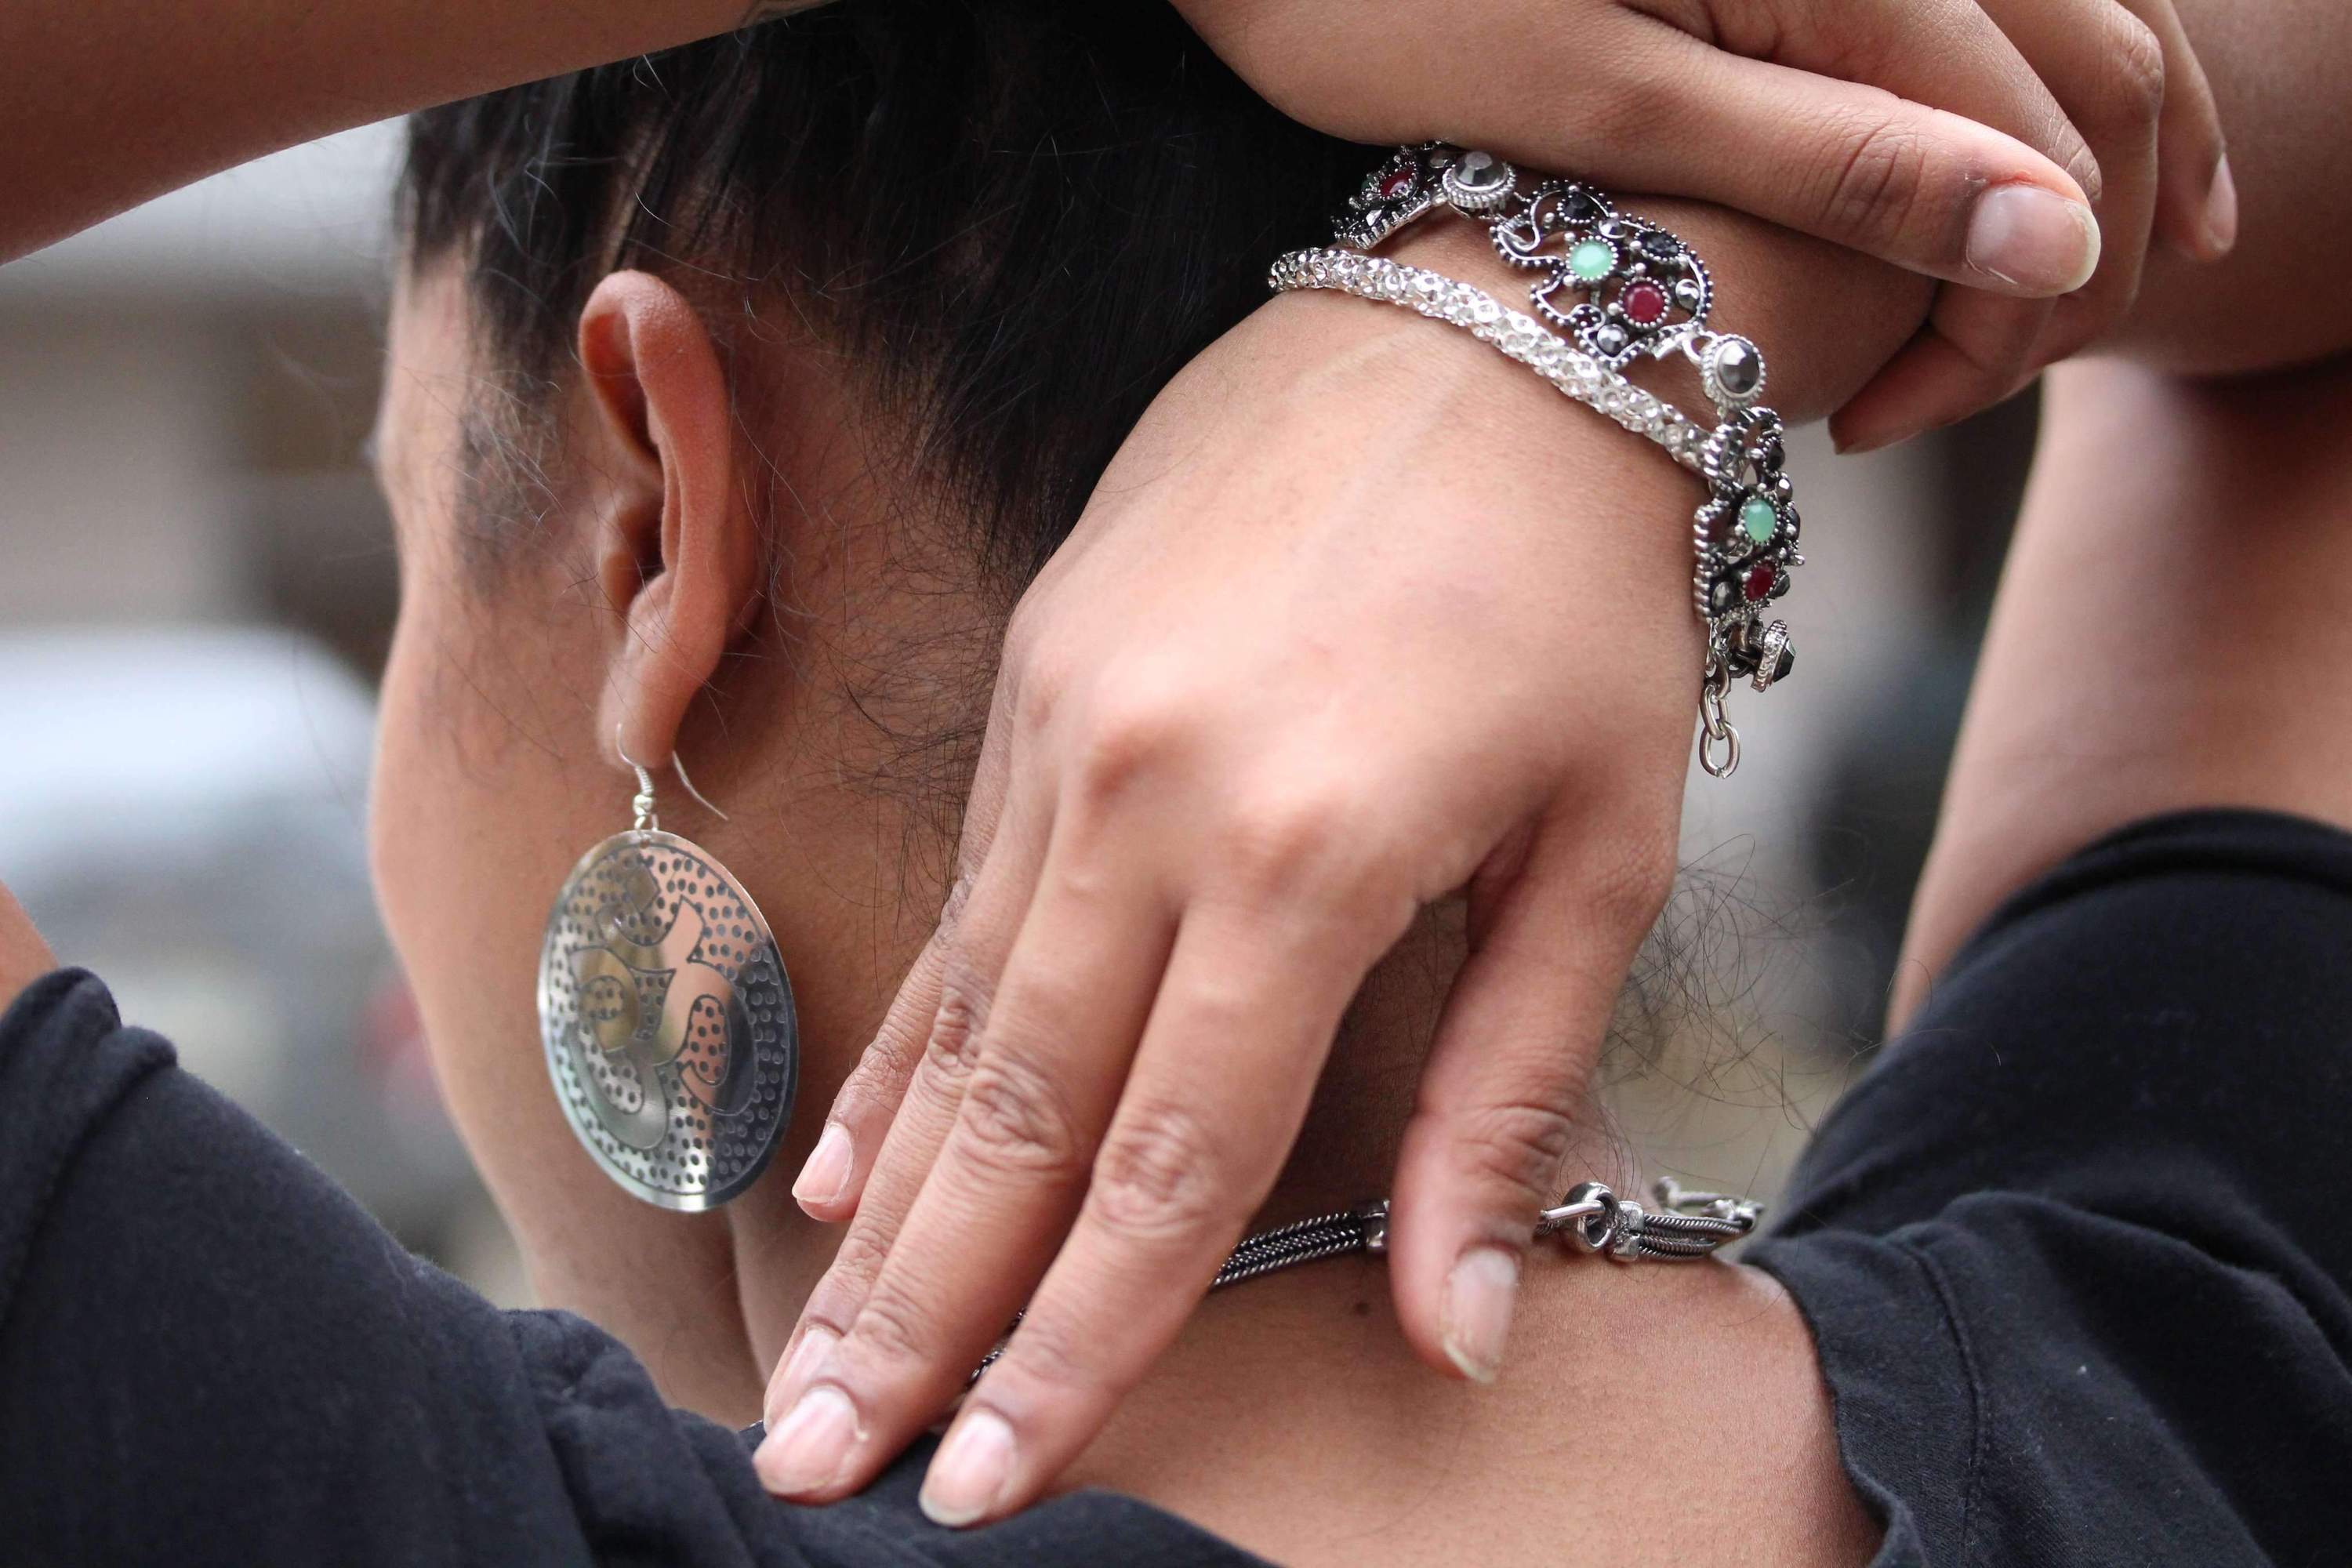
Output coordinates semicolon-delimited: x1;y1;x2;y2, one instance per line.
535;733;799;1210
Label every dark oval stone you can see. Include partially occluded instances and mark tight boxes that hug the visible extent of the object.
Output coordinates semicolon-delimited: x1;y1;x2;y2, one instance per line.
1714;340;1762;397
1639;230;1682;262
1564;189;1603;225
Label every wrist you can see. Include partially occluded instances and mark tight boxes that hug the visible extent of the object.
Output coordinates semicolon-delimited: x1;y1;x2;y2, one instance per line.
1243;246;1705;665
1268;148;1882;769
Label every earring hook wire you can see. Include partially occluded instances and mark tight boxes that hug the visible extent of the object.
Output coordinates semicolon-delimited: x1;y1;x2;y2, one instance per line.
614;724;731;826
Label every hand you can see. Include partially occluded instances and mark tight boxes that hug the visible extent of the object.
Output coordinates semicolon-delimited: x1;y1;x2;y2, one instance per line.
756;226;1718;1520
1171;0;2230;448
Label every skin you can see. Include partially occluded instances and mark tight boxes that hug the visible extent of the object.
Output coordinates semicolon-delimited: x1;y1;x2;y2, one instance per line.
1173;0;2239;445
787;0;2352;1523
1;0;2214;433
0;4;2233;1503
1897;357;2352;1025
7;150;2339;1568
357;252;1882;1568
0;0;2337;1552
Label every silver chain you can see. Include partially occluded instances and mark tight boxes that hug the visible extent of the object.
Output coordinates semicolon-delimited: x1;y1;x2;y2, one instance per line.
972;1178;1759;1379
1697;658;1742;780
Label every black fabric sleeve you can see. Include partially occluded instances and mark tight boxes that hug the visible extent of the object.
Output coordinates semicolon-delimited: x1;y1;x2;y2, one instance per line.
0;969;1261;1568
1750;810;2352;1568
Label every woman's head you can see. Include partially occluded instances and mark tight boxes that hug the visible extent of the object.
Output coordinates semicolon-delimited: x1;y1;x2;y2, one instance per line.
366;1;1359;1396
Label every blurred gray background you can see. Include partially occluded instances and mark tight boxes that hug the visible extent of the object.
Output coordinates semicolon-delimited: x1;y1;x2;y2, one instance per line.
0;121;2038;1294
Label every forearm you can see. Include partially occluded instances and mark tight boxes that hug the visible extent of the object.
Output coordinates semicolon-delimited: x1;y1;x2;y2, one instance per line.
0;0;817;263
1896;356;2352;1022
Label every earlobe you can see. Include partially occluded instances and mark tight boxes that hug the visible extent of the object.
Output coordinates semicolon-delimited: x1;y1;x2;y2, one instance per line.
575;270;762;771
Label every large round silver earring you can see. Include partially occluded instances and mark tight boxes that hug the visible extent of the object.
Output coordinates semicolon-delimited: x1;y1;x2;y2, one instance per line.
535;729;799;1210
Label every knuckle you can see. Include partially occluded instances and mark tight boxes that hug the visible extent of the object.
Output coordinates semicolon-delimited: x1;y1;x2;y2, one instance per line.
993;1308;1095;1398
920;978;989;1083
813;1224;893;1306
1816;114;1935;256
843;1014;924;1110
1065;673;1201;813
1218;780;1362;896
1001;604;1078;737
956;1051;1092;1183
1450;1095;1581;1201
2098;9;2168;130
1087;1101;1232;1241
845;1283;939;1370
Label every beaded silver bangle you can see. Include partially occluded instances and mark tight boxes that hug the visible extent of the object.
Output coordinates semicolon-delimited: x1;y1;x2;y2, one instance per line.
1301;143;1808;778
1268;247;1712;468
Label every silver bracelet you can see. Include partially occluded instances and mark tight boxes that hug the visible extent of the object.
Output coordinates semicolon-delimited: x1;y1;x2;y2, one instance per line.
1268;246;1714;468
1307;143;1807;778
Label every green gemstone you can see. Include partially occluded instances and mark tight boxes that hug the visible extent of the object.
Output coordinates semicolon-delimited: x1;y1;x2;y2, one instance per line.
1568;239;1615;282
1740;496;1778;545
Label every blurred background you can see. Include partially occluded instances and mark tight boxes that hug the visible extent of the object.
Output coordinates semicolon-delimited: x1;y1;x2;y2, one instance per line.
0;118;2037;1300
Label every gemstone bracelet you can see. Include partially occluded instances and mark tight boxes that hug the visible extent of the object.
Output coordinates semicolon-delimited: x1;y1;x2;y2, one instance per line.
1280;143;1807;778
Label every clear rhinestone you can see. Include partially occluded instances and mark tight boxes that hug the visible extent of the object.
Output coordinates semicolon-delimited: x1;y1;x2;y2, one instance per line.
1457;149;1505;189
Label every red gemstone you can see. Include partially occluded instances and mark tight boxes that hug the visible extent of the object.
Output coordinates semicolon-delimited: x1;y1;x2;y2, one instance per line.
1744;562;1777;602
1377;167;1416;200
1622;281;1668;326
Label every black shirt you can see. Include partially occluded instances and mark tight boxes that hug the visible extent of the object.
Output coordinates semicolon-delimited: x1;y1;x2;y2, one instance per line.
2;810;2347;1566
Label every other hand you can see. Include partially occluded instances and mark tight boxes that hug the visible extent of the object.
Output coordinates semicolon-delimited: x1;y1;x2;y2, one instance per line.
1172;0;2231;447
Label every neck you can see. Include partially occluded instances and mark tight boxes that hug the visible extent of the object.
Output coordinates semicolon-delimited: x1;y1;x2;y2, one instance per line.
713;894;1630;1425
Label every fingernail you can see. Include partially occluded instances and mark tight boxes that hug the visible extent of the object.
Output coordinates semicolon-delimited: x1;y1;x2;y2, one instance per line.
2203;154;2238;255
767;1325;837;1424
920;1409;1016;1526
1439;1246;1520;1385
1964;184;2101;295
793;1123;855;1211
754;1385;860;1497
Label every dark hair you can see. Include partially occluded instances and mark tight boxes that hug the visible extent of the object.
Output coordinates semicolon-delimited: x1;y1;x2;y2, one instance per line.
397;0;1362;590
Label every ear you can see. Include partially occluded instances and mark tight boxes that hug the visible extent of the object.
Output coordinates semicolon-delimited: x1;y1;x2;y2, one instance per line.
576;270;761;773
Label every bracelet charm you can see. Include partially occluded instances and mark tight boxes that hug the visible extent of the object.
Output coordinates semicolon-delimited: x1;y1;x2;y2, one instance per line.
1493;180;1713;371
1303;143;1816;778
